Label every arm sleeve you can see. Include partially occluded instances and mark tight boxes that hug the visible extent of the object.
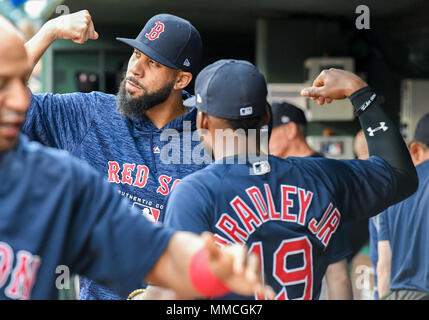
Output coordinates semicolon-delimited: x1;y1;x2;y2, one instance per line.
21;92;98;150
163;175;215;235
349;86;418;203
65;159;175;298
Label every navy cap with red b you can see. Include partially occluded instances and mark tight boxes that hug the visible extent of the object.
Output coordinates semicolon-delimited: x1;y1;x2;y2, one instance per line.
116;14;202;76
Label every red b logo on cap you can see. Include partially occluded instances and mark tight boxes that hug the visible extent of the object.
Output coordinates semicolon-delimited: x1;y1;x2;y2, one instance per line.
145;21;165;40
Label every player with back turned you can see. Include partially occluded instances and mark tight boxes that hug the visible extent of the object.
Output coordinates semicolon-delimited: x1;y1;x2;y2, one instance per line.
144;60;418;300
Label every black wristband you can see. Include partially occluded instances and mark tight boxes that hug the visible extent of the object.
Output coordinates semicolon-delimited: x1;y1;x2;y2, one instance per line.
349;86;377;117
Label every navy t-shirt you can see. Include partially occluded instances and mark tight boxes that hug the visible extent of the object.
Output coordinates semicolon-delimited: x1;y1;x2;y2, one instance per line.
163;155;397;300
378;159;429;293
309;153;352;265
0;135;174;299
22;91;208;299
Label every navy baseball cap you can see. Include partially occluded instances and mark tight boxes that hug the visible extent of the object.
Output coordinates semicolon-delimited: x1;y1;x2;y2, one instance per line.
414;113;429;147
184;59;268;120
116;14;202;76
271;102;307;128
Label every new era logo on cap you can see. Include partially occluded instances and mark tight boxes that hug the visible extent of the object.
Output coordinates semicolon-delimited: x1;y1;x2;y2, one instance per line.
240;106;253;116
281;116;290;123
183;58;191;67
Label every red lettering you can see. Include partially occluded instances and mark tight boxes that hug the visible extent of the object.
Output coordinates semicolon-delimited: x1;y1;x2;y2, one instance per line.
308;203;333;234
264;184;281;220
281;185;297;222
316;208;341;246
231;196;262;234
133;165;149;188
215;214;248;244
5;251;40;300
156;175;172;195
145;21;165;40
246;187;269;222
0;242;13;288
107;161;120;183
121;163;135;185
298;188;313;226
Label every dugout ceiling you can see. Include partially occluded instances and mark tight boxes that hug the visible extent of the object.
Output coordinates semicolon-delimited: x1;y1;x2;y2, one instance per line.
55;0;424;32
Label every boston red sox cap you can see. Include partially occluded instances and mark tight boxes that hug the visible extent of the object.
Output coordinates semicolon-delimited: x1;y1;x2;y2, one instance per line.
414;113;429;147
116;13;202;76
184;59;268;120
271;102;307;128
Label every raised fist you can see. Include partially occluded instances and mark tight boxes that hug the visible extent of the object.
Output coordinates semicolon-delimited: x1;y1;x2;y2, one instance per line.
47;10;99;44
301;68;367;105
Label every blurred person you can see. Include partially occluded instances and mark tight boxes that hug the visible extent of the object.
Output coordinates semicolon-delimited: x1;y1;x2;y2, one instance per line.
270;102;353;300
0;15;273;301
269;102;322;158
23;10;209;299
377;113;429;300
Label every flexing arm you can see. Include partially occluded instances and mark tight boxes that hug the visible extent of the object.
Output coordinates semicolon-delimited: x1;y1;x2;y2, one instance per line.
301;69;418;204
23;10;99;149
25;10;98;79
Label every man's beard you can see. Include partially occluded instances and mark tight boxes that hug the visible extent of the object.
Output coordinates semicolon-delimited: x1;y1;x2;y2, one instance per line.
116;76;175;120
